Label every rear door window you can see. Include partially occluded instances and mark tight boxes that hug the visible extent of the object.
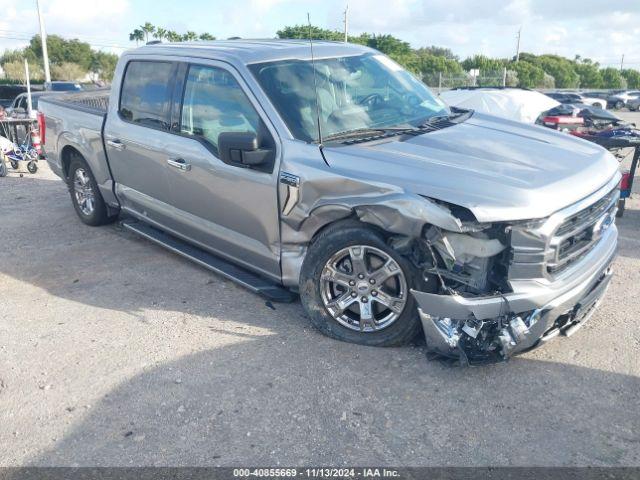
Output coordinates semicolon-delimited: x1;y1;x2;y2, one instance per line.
119;61;175;130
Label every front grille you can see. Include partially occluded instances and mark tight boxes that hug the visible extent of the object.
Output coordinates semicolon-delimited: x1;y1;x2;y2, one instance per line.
547;188;618;274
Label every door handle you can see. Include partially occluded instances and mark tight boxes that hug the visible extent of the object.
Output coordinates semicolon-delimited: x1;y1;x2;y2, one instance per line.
167;158;191;171
106;139;126;151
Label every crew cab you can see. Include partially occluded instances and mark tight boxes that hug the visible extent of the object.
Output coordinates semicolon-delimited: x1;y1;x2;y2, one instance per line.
40;40;620;365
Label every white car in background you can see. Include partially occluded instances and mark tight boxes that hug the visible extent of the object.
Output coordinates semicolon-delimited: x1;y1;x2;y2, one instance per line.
545;92;607;109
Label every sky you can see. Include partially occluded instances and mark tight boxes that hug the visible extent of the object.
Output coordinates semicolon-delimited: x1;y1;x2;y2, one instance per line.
0;0;639;68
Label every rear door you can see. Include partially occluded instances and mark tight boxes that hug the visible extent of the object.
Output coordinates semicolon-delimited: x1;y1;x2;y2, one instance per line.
162;61;282;280
104;60;177;226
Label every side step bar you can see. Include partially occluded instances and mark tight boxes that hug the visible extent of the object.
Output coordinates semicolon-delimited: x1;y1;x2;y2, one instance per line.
121;219;297;303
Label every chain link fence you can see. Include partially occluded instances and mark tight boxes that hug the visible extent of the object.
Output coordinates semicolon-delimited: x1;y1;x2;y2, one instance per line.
421;69;514;92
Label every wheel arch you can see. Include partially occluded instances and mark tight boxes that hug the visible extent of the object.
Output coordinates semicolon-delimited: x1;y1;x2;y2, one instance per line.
60;144;85;179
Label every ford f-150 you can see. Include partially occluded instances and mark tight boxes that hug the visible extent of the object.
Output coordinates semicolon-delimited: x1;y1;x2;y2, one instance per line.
40;40;620;365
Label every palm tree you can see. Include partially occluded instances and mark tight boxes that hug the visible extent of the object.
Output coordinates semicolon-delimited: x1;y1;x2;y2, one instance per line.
129;29;144;46
166;30;182;42
183;31;199;42
140;22;155;43
154;27;168;41
199;32;216;41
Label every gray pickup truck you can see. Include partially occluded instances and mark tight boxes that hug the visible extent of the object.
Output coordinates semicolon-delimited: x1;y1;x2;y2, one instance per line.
40;40;620;365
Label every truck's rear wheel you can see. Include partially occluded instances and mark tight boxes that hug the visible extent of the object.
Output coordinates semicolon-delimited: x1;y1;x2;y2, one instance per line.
299;221;426;347
67;155;116;226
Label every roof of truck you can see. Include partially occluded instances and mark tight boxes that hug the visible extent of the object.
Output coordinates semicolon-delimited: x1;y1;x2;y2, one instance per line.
131;39;374;64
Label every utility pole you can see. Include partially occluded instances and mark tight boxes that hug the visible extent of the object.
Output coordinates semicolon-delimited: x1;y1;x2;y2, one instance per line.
515;27;521;62
36;0;51;84
343;5;349;43
620;54;625;71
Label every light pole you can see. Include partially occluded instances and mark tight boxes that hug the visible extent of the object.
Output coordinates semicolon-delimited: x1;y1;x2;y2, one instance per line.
343;5;348;43
36;0;51;84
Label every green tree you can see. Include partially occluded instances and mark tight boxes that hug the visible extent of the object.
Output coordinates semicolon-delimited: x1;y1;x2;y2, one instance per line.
29;35;93;70
140;22;155;43
276;25;343;41
353;33;418;71
461;55;506;72
199;33;216;41
417;46;458;61
1;48;39;65
154;27;167;41
510;61;545;88
166;30;182;42
536;55;579;88
91;51;118;81
129;28;144;45
414;50;463;76
600;67;626;89
181;31;198;42
2;60;44;82
51;62;86;81
622;69;640;89
574;60;603;88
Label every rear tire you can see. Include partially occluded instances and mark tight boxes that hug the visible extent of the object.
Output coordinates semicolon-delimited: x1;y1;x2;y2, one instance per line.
67;155;117;226
299;220;428;347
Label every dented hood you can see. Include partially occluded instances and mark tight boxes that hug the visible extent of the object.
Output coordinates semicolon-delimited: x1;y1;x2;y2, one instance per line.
321;112;620;223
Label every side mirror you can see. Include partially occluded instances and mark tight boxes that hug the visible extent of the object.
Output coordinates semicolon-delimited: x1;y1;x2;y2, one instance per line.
218;131;271;167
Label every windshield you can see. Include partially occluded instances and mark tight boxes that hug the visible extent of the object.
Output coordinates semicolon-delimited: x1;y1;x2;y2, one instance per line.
250;53;448;142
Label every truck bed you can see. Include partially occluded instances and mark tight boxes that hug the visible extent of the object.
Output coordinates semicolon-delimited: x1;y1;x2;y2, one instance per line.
40;88;116;208
40;89;110;116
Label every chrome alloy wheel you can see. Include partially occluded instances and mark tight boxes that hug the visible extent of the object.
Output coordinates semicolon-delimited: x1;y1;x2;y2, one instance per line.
73;168;96;216
320;245;408;332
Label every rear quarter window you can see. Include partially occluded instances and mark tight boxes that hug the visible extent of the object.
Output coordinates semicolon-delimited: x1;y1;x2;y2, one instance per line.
119;61;175;130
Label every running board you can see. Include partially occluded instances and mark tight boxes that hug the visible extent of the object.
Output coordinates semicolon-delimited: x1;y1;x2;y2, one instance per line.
121;219;297;303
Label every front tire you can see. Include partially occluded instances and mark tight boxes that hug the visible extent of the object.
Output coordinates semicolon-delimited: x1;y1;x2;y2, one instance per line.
67;155;117;226
299;221;427;347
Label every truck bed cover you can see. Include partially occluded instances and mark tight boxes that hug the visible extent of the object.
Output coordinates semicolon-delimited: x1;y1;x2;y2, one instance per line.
40;89;110;116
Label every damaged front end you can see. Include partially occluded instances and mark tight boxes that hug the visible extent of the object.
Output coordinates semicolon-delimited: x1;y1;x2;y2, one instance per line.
410;192;617;365
409;221;537;365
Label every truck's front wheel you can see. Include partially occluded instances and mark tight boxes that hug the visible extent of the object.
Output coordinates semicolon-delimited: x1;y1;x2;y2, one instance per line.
67;156;116;226
299;221;425;347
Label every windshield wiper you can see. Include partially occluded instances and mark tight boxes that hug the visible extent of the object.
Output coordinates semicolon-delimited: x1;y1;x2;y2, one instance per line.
417;110;473;129
323;126;416;143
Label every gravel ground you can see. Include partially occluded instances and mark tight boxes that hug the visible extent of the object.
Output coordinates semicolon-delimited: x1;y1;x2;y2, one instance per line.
1;116;639;467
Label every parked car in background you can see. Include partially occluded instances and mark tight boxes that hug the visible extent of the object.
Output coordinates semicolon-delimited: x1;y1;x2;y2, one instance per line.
608;90;640;109
44;81;83;92
40;40;620;365
624;96;640;112
545;92;606;109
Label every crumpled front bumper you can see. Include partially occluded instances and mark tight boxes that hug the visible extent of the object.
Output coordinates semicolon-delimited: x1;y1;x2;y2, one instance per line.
411;224;617;363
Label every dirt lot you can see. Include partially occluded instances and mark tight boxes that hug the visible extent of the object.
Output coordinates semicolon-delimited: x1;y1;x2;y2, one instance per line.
1;116;640;467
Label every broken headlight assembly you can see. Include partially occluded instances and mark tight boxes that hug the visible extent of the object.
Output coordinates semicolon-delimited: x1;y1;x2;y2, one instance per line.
412;202;545;364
